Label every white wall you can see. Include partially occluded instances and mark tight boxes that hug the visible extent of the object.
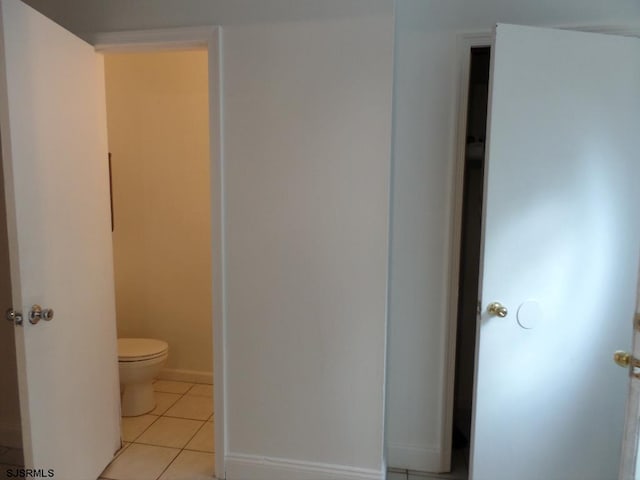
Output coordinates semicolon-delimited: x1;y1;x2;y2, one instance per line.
387;0;640;471
21;1;395;478
223;16;392;477
104;50;213;381
20;0;393;40
16;0;640;475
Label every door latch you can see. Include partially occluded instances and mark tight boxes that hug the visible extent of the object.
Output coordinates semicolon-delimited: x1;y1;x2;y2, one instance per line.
6;308;23;326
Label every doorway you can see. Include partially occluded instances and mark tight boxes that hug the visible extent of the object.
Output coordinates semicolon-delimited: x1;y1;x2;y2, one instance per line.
451;46;490;473
0;3;223;475
101;49;216;478
104;49;214;385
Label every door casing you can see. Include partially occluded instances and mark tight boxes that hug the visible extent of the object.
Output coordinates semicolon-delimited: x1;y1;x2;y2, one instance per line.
93;26;226;478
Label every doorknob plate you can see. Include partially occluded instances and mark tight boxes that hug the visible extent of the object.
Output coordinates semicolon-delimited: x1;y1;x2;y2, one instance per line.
516;300;543;329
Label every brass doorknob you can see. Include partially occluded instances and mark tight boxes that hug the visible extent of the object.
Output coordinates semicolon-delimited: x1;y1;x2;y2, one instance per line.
487;302;508;318
614;350;638;368
614;351;640;379
614;351;630;367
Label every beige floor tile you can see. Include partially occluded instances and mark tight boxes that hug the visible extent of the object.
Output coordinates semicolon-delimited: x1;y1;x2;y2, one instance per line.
187;384;213;397
113;442;130;460
407;475;440;480
101;443;179;480
407;470;466;480
121;414;157;442
407;450;467;480
158;450;215;480
153;380;193;394
164;394;213;420
136;417;204;449
387;472;407;480
151;392;182;415
185;421;214;453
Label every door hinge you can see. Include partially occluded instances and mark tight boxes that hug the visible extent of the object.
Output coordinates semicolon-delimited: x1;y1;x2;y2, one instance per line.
6;308;23;326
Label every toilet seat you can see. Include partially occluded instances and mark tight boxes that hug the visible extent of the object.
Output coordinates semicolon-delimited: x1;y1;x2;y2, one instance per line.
118;338;169;362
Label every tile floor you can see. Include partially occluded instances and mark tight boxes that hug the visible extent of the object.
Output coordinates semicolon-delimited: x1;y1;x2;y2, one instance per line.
100;380;215;480
2;384;469;480
387;449;468;480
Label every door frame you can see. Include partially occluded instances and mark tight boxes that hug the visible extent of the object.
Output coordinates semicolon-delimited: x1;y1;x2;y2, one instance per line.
440;31;491;472
442;22;640;475
92;26;226;478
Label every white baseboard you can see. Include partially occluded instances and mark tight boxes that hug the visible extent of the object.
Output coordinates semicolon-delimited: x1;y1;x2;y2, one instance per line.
387;442;441;473
0;420;22;449
225;453;384;480
158;368;213;385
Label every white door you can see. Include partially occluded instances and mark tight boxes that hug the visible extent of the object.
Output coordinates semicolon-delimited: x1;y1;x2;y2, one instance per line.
471;24;640;480
0;1;120;479
618;267;640;480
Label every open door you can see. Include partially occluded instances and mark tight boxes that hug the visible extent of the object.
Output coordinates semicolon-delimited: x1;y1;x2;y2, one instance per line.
471;24;640;480
0;0;120;478
618;267;640;480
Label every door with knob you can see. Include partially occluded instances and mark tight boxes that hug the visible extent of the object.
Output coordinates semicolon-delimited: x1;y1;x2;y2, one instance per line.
469;25;640;480
616;267;640;480
0;0;120;478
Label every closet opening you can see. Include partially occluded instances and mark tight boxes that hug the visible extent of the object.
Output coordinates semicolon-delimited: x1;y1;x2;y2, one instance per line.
451;46;490;473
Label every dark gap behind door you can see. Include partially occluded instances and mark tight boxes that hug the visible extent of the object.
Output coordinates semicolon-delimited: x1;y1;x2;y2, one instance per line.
452;46;490;464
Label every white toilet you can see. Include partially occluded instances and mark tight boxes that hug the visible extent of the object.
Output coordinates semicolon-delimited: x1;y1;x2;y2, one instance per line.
118;338;169;417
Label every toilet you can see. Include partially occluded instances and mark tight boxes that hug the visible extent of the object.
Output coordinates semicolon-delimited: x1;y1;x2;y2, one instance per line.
118;338;169;417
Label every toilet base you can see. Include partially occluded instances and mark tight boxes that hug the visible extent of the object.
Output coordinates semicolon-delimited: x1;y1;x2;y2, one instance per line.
120;382;155;417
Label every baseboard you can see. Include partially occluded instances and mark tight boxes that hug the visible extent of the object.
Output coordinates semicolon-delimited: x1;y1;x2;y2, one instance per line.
387;442;441;473
0;420;22;449
225;453;384;480
158;368;213;385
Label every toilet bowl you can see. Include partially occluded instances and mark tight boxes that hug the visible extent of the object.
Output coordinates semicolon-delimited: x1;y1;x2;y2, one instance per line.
118;338;169;417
